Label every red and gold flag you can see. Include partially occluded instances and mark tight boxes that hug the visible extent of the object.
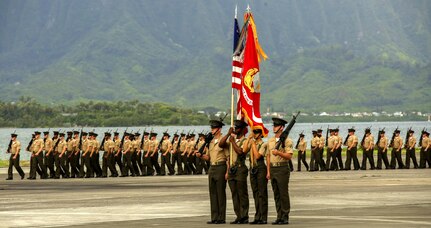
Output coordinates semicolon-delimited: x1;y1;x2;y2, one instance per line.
239;23;269;136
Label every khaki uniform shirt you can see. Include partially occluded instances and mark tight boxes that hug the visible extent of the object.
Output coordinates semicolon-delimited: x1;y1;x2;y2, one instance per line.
32;138;44;153
347;135;358;148
267;137;293;163
311;136;319;149
114;138;121;152
258;142;268;157
364;134;374;149
143;139;150;152
336;135;342;148
197;140;205;152
172;140;179;152
66;138;76;152
44;138;53;152
86;139;94;154
149;140;159;153
81;138;88;152
393;136;403;149
52;138;59;152
208;136;229;164
104;139;115;152
297;140;307;151
94;140;100;153
327;136;336;149
57;139;67;154
422;137;430;148
378;136;388;148
179;140;187;152
161;139;172;153
122;139;132;152
11;140;21;155
230;137;247;163
408;136;416;148
318;136;325;149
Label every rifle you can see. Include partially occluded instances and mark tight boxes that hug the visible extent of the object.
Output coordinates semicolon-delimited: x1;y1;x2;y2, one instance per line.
26;134;35;151
157;131;168;152
389;127;399;148
295;131;303;150
418;128;426;147
325;126;329;147
139;128;147;149
53;134;61;152
404;127;412;149
171;130;178;145
176;131;184;151
375;128;385;148
119;128;128;150
274;111;300;150
198;132;215;154
343;127;353;146
360;128;369;149
78;128;83;150
99;132;107;151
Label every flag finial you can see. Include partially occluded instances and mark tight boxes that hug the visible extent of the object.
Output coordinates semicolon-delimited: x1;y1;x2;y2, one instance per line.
235;5;237;19
246;4;251;13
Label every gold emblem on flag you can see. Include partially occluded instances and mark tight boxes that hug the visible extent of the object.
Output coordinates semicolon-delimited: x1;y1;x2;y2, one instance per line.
244;68;259;93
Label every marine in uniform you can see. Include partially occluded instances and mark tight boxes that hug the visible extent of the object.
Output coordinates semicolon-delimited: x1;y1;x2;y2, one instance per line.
43;131;55;178
244;129;268;224
179;133;188;174
29;131;47;179
390;130;404;169
6;133;25;180
121;133;136;177
185;134;198;175
130;133;141;176
310;130;325;171
56;133;67;178
171;133;183;175
327;129;340;170
149;133;162;175
72;131;81;178
405;130;418;169
113;132;124;176
135;133;145;176
104;133;118;177
92;133;103;177
296;133;309;171
317;129;326;171
222;120;249;224
361;128;375;170
195;133;208;174
142;131;153;176
78;132;88;178
344;128;360;170
419;131;430;168
64;131;74;178
197;119;229;224
266;117;292;225
334;129;344;170
160;132;175;175
376;130;390;169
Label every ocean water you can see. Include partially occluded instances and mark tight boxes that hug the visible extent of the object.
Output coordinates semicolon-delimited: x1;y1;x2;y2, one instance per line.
1;121;430;161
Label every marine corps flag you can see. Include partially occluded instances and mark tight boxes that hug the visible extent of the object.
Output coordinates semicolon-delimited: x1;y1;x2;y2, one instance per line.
239;22;269;136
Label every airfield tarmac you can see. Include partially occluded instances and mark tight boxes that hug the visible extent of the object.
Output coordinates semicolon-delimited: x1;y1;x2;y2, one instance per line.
1;168;430;228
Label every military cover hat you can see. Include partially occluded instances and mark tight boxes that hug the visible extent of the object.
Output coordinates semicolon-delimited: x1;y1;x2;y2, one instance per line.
348;128;355;132
143;131;150;136
59;133;65;137
104;132;109;135
253;129;262;134
334;128;339;132
11;133;18;137
189;133;195;137
43;131;50;135
73;131;80;134
150;132;157;137
423;131;430;136
93;133;98;137
114;132;119;136
198;133;205;137
53;131;59;135
34;131;41;135
209;119;225;128
272;117;287;126
135;132;141;136
409;129;414;133
394;129;401;134
312;130;317;134
365;128;371;134
106;132;112;137
163;132;170;137
234;120;248;129
317;129;323;133
299;133;305;137
180;133;186;136
66;131;73;135
379;130;385;134
88;132;95;136
174;133;179;137
82;132;88;136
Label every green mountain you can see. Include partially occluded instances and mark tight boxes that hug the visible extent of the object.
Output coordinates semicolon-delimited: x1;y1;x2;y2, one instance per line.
0;0;430;112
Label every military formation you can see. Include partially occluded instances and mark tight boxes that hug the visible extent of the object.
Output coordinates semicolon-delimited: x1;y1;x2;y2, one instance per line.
5;121;431;225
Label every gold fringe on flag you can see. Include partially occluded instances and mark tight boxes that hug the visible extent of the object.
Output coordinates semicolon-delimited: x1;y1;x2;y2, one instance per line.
244;12;268;62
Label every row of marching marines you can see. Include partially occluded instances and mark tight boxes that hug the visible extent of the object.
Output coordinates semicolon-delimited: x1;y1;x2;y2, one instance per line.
5;125;431;181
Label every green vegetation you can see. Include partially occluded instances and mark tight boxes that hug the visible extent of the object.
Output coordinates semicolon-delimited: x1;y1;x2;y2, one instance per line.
0;98;208;128
0;1;430;112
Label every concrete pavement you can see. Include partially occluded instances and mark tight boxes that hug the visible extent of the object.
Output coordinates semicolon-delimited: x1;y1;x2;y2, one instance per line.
1;168;430;227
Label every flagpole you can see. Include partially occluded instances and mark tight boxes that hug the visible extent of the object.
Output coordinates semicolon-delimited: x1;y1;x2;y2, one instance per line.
230;5;237;167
